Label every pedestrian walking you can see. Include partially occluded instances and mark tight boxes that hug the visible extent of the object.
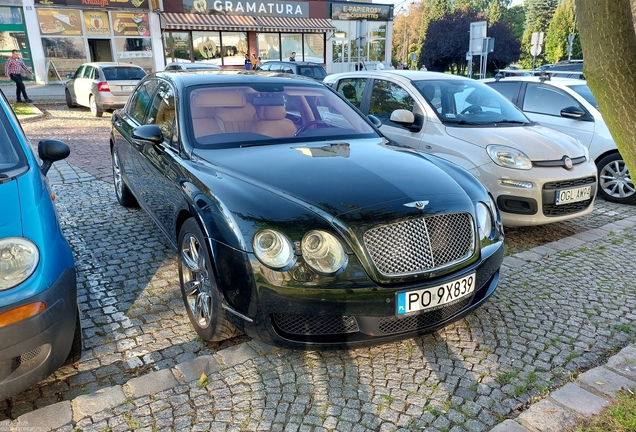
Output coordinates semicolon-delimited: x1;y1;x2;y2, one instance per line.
251;53;258;69
396;61;403;70
244;54;252;70
5;50;33;103
289;52;296;61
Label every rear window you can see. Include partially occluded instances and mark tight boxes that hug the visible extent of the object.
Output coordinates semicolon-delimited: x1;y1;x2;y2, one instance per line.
103;67;146;81
298;66;326;80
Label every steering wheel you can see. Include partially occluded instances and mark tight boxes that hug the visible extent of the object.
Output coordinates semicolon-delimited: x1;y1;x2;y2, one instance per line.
294;121;331;136
461;105;482;115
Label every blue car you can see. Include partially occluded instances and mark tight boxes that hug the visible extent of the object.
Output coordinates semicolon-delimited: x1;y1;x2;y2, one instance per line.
0;90;81;400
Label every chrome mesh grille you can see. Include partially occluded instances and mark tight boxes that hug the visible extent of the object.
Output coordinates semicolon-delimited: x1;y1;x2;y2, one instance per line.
378;298;471;334
272;314;359;335
363;213;475;277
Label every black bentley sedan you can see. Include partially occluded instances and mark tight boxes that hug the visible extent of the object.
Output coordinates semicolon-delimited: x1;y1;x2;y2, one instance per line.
110;71;504;349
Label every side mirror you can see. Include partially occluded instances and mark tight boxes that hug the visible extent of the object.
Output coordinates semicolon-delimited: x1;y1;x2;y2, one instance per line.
367;115;382;128
390;109;422;132
38;139;70;176
132;124;164;145
66;73;73;79
560;106;586;119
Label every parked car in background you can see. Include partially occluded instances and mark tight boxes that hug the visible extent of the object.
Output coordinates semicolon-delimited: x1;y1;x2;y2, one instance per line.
109;71;504;348
65;62;147;117
324;70;598;227
543;60;584;79
255;61;327;81
0;90;81;399
483;75;634;204
164;62;222;71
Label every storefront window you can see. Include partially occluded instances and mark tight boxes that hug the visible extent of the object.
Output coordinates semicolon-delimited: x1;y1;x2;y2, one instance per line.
170;32;191;62
42;37;86;80
303;34;324;63
280;34;301;62
258;33;279;61
220;32;247;66
114;38;152;71
369;39;385;62
192;31;221;64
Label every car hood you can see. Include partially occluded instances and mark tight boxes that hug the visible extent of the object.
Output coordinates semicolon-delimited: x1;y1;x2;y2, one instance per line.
192;138;476;220
0;179;22;237
444;124;586;160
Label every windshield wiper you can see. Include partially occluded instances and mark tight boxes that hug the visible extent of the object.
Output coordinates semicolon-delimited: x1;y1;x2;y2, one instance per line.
493;120;533;126
442;119;483;125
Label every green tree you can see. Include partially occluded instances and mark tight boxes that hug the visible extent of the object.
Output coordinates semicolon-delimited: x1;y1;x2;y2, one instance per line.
488;0;502;25
575;0;636;183
544;0;581;63
502;4;526;41
392;1;427;65
430;0;451;21
520;0;558;68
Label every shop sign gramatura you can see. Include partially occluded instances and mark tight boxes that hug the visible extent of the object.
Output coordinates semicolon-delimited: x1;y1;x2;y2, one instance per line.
187;0;309;17
35;0;149;11
331;1;392;21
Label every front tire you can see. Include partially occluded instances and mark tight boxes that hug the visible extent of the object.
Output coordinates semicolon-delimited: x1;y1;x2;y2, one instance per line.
178;218;240;342
65;89;76;108
89;95;103;117
597;152;636;204
112;146;138;207
63;309;82;365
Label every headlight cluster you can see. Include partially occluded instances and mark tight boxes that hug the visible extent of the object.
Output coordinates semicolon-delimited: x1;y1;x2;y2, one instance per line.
475;195;499;241
0;238;40;291
486;145;532;170
253;229;347;275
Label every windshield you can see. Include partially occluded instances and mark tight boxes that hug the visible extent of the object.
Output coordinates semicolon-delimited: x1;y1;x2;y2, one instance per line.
298;66;327;80
412;79;530;125
103;67;146;80
0;110;27;179
567;84;598;109
187;84;378;148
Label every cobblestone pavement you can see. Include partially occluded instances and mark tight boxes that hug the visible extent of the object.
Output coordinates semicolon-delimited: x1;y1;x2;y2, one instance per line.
2;104;636;431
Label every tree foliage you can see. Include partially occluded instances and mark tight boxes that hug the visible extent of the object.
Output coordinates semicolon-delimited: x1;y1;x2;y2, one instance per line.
391;2;427;64
519;0;558;68
501;4;525;41
575;0;636;181
544;0;581;63
486;21;522;72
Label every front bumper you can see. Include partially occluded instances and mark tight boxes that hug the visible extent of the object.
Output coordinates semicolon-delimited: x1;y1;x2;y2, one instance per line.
222;242;504;349
0;268;77;400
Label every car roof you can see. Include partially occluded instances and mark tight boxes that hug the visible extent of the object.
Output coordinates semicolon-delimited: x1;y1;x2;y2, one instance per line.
482;76;585;86
81;62;144;68
264;61;323;66
327;70;466;81
153;70;326;87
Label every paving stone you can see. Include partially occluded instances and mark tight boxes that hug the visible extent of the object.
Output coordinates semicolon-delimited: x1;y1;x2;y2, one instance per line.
174;355;220;383
576;366;636;397
123;369;179;398
72;386;126;419
550;383;609;416
215;343;259;368
605;345;636;380
14;401;72;431
518;399;580;432
489;419;530;432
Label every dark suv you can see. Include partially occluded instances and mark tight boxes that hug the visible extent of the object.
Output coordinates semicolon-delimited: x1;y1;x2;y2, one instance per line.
255;61;327;81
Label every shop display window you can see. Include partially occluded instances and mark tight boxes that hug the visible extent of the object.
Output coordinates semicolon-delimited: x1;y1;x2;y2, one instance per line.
192;32;221;65
114;38;153;71
303;34;324;63
166;32;191;63
41;37;86;80
257;33;279;61
280;33;301;62
220;32;247;66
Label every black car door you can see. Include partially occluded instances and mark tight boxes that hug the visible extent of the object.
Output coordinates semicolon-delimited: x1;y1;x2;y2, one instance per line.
112;78;160;208
138;81;182;242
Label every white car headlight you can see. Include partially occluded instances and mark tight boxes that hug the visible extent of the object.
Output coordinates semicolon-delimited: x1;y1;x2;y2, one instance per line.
0;238;40;291
253;230;295;270
301;230;347;275
486;145;532;170
475;202;493;240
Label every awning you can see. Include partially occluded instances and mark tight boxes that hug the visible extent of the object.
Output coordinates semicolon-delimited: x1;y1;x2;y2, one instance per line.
255;17;335;33
160;13;259;31
160;13;335;33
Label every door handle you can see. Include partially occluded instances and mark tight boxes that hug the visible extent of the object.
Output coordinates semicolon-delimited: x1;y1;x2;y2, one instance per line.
424;144;432;150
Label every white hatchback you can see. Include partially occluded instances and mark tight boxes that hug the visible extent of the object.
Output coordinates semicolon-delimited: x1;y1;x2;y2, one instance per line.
324;70;598;227
483;76;633;204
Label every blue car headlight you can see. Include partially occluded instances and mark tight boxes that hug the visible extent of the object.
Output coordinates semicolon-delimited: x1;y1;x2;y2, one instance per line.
0;237;40;291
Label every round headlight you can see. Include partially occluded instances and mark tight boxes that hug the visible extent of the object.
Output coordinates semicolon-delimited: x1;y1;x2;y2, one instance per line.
253;230;295;269
0;237;40;291
301;230;347;275
476;202;493;240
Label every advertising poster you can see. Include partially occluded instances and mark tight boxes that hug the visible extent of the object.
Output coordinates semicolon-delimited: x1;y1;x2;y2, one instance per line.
36;0;149;11
84;11;110;36
37;9;82;36
112;11;148;37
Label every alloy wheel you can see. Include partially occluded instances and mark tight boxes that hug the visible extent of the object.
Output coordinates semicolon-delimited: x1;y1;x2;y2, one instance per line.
599;159;635;200
112;150;124;200
180;233;213;329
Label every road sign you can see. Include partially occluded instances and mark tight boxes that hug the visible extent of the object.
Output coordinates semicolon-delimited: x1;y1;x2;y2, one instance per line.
469;21;487;55
410;52;416;61
530;45;542;56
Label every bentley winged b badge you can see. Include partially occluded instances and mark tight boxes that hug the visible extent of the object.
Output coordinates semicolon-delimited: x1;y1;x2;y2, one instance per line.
404;200;429;210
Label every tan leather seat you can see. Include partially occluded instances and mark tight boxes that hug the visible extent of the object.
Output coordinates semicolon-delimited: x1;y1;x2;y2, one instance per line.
191;105;222;138
252;105;297;138
216;103;256;133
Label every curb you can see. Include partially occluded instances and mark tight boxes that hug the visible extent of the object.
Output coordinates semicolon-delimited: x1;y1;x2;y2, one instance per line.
16;103;44;123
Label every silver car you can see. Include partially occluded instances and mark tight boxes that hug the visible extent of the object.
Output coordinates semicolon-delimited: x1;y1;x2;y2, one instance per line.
324;70;598;227
164;62;222;71
65;62;146;117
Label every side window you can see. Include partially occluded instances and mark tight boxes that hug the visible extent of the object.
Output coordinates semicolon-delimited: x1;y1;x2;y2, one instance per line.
82;66;93;79
259;64;271;71
486;82;521;104
523;83;582;116
73;67;84;79
146;84;177;147
336;78;366;108
126;79;160;123
369;79;415;126
282;66;293;74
